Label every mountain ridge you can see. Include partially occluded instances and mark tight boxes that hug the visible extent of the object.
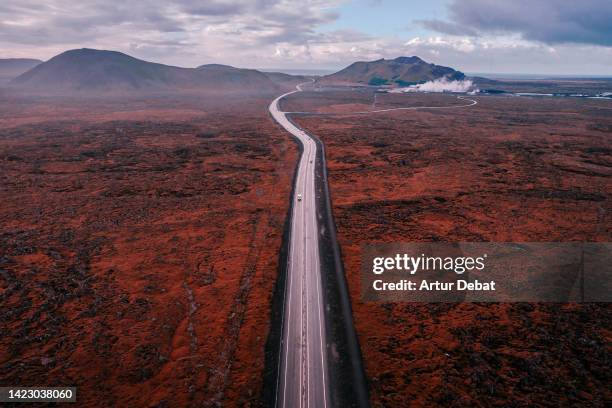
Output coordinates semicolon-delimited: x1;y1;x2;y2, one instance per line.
10;49;287;93
0;58;43;84
322;56;465;86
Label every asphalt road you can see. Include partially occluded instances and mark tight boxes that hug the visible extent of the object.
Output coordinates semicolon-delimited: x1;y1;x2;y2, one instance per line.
268;84;478;408
284;94;478;115
269;82;329;408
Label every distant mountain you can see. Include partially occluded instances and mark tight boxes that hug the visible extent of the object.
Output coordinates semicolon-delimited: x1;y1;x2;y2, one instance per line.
262;71;308;85
10;49;283;93
0;58;42;84
322;56;465;86
195;63;282;90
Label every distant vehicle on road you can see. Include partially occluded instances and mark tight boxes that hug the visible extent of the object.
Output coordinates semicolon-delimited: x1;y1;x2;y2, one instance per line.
297;193;302;201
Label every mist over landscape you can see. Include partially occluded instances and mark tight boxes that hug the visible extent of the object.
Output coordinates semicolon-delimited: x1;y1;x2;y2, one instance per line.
390;78;477;93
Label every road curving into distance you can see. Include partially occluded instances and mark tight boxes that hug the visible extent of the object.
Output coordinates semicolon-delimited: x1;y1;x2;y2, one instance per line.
269;82;479;407
284;94;478;115
358;95;477;113
269;82;329;408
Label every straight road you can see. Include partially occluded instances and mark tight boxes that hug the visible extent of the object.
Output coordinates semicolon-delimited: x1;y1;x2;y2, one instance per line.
269;82;329;408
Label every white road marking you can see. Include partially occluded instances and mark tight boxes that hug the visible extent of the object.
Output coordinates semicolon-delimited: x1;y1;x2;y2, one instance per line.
271;81;329;408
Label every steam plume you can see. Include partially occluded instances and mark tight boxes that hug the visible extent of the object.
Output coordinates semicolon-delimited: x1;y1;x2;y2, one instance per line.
392;77;477;93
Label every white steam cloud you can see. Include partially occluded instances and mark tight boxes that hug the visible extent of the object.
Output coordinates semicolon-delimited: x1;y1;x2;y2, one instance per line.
391;77;477;93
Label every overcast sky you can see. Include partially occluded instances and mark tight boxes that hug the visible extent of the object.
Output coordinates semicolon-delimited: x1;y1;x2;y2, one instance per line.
1;0;611;75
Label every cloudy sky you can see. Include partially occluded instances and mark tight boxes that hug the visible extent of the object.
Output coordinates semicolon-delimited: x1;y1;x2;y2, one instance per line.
1;0;611;75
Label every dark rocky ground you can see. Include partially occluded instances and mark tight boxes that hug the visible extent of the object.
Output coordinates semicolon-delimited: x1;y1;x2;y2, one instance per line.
291;88;612;407
0;91;297;407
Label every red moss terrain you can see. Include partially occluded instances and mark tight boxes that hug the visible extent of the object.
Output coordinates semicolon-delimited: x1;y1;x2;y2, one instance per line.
291;89;612;407
0;91;296;406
